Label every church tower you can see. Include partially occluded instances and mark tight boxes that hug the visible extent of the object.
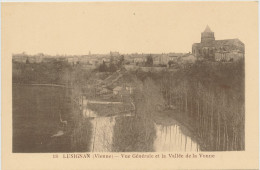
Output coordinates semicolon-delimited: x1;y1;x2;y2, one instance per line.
201;25;215;43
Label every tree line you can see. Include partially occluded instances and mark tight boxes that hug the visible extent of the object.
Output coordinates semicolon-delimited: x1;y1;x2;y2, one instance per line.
130;59;244;151
158;60;245;151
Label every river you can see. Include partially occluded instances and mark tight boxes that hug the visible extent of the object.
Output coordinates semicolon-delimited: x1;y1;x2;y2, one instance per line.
13;85;200;152
13;85;73;152
83;107;200;152
154;124;200;152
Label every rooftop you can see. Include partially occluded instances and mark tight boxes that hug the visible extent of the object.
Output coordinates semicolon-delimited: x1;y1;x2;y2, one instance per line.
204;25;213;33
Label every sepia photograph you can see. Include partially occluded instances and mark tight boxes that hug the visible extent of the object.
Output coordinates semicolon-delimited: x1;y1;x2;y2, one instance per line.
12;24;245;153
2;1;259;170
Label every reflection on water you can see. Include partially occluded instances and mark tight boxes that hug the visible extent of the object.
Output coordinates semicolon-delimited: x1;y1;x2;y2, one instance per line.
13;85;201;152
13;85;72;153
83;107;115;152
154;124;200;152
90;117;116;152
83;108;97;118
84;108;200;152
51;130;64;137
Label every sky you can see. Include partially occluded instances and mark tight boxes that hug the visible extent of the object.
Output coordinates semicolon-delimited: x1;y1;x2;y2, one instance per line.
2;2;258;55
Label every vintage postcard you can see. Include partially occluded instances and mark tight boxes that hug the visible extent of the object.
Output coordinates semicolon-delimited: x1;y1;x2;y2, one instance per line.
1;1;259;170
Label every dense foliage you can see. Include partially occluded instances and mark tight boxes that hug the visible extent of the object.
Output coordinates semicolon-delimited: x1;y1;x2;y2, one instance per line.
13;58;245;151
155;60;244;151
12;61;72;84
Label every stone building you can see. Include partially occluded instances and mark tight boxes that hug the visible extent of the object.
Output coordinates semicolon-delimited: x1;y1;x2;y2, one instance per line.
192;26;245;61
153;54;169;65
178;53;196;64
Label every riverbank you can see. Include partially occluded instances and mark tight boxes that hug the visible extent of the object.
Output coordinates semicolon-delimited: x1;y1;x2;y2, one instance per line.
152;110;206;151
12;85;73;152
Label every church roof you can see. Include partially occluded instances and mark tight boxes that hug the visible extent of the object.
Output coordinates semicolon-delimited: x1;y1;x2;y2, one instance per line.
192;38;245;52
204;25;213;32
214;39;244;46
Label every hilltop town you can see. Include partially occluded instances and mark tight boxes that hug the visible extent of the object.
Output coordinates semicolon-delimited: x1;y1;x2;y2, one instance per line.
13;51;188;70
13;26;245;69
12;26;245;152
12;26;245;114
